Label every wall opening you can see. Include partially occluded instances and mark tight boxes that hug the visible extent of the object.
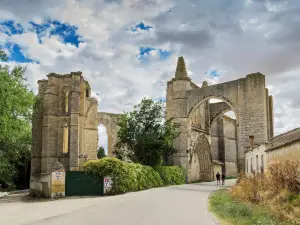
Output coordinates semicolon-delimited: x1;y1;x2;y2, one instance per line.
97;124;108;157
65;91;69;113
63;124;69;153
208;98;238;177
249;135;254;148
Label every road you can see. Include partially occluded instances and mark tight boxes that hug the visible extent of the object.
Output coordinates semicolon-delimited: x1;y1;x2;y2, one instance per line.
0;180;236;225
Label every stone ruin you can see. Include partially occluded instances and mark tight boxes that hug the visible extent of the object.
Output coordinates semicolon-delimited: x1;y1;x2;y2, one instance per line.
30;56;274;195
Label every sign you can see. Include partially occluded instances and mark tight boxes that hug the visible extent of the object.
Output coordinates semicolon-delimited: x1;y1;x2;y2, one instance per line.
104;177;113;188
51;170;65;193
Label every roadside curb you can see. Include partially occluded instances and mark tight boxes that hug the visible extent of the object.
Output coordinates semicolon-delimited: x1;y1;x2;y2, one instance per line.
0;189;29;198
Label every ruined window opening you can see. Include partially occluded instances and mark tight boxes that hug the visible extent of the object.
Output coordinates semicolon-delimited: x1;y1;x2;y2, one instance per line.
98;124;107;157
251;158;252;172
63;124;69;153
261;155;264;170
86;89;89;98
65;91;69;113
249;135;254;148
246;159;248;173
256;155;259;172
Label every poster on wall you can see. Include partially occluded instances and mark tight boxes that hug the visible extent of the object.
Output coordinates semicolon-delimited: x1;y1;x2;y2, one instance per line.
104;177;113;188
51;170;66;193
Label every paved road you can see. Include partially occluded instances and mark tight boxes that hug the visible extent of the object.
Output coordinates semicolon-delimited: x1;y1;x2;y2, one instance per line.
0;180;236;225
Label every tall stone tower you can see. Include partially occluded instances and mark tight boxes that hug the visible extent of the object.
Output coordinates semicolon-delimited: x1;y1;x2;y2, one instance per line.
30;72;98;197
166;57;192;172
166;57;274;181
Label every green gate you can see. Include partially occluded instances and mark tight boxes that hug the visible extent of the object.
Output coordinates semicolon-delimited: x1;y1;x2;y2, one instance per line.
65;171;103;196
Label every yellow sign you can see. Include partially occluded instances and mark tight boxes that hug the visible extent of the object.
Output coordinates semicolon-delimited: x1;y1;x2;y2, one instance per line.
51;170;65;193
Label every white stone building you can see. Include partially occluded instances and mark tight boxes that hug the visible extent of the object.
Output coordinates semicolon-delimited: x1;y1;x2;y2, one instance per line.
245;127;300;176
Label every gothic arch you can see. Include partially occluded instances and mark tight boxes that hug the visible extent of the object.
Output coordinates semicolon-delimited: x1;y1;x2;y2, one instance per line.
97;112;121;157
188;95;238;124
190;135;213;181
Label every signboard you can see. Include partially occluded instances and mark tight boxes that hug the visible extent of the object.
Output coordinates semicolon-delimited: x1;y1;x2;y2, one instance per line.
104;177;113;188
51;170;66;193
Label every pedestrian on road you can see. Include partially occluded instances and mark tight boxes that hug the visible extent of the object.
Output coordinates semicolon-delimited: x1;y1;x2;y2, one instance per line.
221;174;225;185
216;172;220;185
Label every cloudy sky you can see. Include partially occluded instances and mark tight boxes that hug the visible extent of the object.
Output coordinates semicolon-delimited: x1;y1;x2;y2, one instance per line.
1;0;299;151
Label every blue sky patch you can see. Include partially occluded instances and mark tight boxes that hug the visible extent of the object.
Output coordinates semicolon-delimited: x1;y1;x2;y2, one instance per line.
1;42;37;63
0;19;83;63
205;69;220;77
131;22;153;32
0;20;24;36
29;20;83;47
138;47;171;62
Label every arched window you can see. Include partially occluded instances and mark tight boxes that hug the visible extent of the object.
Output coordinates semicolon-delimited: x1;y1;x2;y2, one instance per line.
63;124;69;153
65;91;69;113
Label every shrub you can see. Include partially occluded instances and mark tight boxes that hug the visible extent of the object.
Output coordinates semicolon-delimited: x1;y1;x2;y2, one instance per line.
84;158;164;194
268;160;300;193
155;166;186;185
230;160;300;224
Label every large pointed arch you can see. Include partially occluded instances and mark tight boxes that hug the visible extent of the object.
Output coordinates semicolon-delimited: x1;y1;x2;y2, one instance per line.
191;135;213;181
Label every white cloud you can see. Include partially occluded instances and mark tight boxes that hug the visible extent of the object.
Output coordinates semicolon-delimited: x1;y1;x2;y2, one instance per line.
0;0;299;136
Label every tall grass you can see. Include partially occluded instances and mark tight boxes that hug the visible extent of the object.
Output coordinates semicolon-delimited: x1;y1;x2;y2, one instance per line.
230;160;300;224
209;190;290;225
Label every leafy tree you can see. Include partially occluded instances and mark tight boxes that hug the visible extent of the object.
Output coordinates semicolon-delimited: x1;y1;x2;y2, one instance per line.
97;146;106;159
0;49;8;61
0;49;34;189
114;98;179;167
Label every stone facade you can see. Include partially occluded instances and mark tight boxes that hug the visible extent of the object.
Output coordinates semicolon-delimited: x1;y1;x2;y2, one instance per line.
30;72;120;197
166;56;274;182
30;56;277;194
245;128;300;176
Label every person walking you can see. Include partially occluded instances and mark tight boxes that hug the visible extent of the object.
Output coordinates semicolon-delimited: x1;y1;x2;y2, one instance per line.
221;174;226;185
216;172;220;185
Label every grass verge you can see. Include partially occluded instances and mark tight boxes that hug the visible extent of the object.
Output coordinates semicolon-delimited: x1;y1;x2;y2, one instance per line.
209;189;295;225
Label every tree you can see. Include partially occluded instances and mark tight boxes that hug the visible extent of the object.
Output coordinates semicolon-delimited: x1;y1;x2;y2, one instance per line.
97;146;106;159
114;98;179;167
0;49;34;189
0;49;8;61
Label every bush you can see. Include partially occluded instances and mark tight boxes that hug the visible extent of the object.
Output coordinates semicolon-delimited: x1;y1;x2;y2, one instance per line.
229;160;300;224
84;158;186;195
155;166;186;185
268;160;300;193
84;158;164;194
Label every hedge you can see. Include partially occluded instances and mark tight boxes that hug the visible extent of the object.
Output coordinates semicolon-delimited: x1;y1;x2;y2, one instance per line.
84;158;186;194
155;166;186;185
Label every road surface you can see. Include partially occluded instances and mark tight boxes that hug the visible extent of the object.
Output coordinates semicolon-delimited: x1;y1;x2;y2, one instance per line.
0;179;236;225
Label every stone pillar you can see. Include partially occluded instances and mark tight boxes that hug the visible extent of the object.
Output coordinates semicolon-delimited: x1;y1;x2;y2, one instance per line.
31;80;47;175
236;73;269;172
69;72;81;170
269;95;274;138
171;79;191;173
41;75;58;174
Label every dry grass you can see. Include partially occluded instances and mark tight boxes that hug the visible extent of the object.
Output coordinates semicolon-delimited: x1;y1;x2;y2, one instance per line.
230;160;300;224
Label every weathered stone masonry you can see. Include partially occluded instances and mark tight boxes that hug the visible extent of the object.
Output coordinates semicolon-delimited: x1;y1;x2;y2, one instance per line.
166;56;274;182
30;56;275;196
30;72;120;197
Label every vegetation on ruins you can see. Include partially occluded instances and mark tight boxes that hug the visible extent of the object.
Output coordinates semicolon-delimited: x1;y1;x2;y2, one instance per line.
97;146;106;159
114;98;180;167
210;160;300;224
0;49;35;190
84;157;186;194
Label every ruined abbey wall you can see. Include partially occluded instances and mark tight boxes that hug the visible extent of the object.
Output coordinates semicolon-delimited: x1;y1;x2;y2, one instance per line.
30;72;120;197
166;56;274;182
